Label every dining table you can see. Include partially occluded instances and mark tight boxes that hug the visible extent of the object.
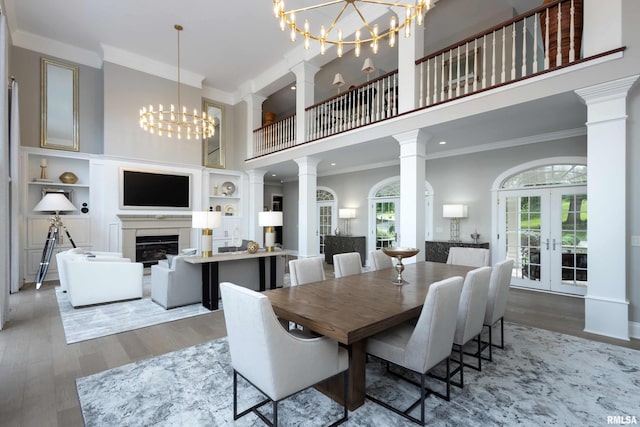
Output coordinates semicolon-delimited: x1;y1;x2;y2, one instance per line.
264;261;475;410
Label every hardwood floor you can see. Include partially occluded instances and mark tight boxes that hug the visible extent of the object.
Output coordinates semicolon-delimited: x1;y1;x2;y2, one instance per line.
0;275;637;426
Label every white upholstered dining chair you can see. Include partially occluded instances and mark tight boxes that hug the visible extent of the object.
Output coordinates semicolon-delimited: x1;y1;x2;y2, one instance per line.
446;247;491;267
483;258;515;361
220;282;349;426
370;249;393;271
448;266;491;388
288;257;326;287
333;252;364;278
365;276;464;425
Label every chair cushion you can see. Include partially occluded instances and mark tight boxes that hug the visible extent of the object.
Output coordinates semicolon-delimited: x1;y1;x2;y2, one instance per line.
367;322;413;366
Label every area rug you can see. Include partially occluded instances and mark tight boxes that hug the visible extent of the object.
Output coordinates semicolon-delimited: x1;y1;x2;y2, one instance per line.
76;323;639;426
56;276;213;344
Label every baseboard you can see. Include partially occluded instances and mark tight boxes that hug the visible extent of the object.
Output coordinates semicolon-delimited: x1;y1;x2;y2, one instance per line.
629;321;640;339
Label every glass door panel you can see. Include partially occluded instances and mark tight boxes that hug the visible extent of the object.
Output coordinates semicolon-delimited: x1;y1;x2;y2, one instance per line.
501;190;550;291
374;199;398;250
317;203;333;254
550;189;587;295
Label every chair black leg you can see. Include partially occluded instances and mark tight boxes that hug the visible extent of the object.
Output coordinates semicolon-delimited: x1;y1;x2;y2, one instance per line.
273;401;278;427
488;325;493;361
233;370;238;420
459;345;464;388
420;373;426;425
445;357;451;401
499;317;505;349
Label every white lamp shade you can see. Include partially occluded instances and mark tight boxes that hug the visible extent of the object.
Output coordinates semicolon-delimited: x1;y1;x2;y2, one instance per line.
258;211;283;227
338;208;356;219
362;58;375;74
442;204;468;218
332;73;345;87
33;193;77;212
192;211;222;229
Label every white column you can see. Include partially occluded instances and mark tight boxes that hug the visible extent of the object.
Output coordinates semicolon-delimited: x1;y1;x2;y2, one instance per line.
243;93;267;158
397;20;424;113
246;169;268;245
295;156;321;258
575;75;639;340
394;130;427;263
291;61;320;145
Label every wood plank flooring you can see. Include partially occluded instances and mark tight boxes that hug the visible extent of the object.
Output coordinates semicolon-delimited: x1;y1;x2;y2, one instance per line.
0;275;637;426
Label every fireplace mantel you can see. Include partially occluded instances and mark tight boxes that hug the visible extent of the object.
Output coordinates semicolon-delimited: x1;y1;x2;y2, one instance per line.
118;214;193;263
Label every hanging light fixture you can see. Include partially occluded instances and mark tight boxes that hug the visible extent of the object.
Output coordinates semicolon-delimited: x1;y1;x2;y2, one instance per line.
139;25;215;140
273;0;434;57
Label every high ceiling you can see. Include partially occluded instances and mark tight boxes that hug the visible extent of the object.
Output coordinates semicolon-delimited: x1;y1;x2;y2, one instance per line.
4;0;586;183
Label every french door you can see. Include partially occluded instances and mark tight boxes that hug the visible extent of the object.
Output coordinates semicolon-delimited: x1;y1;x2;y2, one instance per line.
498;186;587;296
372;198;399;250
317;202;335;254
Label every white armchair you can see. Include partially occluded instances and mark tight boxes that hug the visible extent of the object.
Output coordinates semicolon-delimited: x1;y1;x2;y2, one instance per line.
220;282;349;426
65;255;143;307
151;255;201;309
56;248;125;293
446;247;491;267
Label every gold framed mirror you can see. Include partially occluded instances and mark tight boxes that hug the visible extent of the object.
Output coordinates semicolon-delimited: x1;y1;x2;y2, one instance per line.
203;100;224;168
40;58;79;151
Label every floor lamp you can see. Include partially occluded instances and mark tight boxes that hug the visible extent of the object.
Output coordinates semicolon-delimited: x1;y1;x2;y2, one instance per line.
33;193;78;289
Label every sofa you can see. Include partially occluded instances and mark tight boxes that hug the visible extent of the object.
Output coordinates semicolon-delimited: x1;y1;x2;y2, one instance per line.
56;248;126;292
57;248;143;307
151;255;202;309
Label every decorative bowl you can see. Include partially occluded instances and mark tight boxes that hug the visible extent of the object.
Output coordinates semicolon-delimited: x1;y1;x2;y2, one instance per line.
247;241;259;254
221;181;236;196
382;247;420;259
59;171;78;184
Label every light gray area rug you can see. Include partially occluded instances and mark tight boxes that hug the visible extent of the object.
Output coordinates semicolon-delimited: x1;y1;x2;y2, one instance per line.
56;276;213;344
76;323;639;426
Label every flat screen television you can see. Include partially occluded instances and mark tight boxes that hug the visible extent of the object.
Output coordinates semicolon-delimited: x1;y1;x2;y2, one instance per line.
120;168;191;209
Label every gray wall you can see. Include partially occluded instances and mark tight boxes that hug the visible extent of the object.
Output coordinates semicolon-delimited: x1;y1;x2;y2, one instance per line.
10;46;103;154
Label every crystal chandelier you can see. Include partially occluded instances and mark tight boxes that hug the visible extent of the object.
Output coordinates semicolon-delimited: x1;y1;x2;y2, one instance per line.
273;0;433;57
139;25;214;139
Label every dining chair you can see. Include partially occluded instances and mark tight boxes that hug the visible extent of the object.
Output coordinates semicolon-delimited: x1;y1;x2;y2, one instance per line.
288;257;326;287
446;247;491;267
365;276;464;425
220;282;349;426
370;249;393;271
438;266;492;389
333;252;364;278
482;258;515;361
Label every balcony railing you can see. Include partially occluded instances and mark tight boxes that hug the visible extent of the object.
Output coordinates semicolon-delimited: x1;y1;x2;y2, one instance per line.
251;0;584;158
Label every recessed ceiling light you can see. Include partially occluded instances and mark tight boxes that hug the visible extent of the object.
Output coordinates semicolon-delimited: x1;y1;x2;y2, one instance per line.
331;162;336;166
439;141;447;145
272;173;277;177
290;85;296;90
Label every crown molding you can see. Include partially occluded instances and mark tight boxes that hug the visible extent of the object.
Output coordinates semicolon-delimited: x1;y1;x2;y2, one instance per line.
11;30;102;68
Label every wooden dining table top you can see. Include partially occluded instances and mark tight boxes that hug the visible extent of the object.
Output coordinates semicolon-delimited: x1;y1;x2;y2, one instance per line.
264;261;475;345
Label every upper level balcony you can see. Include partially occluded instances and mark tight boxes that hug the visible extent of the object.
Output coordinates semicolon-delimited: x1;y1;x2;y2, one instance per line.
250;0;623;161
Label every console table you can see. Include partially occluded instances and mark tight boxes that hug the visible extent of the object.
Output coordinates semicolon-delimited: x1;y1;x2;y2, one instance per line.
324;235;366;265
424;241;490;263
185;249;289;310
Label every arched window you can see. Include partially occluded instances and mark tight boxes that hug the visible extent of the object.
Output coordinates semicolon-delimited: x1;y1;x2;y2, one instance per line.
317;188;337;254
501;164;587;189
316;189;335;201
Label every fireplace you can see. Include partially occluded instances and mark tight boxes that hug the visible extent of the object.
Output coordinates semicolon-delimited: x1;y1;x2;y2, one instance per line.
136;235;179;267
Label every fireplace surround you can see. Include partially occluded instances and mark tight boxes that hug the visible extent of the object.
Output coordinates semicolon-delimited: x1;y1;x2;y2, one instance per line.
118;215;192;265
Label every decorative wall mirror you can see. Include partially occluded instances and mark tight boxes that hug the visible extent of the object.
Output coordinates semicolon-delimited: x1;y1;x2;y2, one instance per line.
40;58;79;151
203;100;224;168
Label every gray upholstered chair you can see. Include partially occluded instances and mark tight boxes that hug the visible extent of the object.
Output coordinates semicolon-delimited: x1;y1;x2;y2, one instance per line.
483;259;515;360
448;266;492;388
370;249;393;271
333;252;364;278
446;247;491;267
365;276;464;425
288;257;325;287
151;255;201;309
220;282;349;426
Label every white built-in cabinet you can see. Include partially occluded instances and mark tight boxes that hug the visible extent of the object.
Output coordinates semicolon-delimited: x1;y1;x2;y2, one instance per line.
20;147;93;283
204;169;247;251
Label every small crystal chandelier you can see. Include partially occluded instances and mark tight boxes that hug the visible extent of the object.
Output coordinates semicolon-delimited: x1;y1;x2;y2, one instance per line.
273;0;433;58
139;25;214;140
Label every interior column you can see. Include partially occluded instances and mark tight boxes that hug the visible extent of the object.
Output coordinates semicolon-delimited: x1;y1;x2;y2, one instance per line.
243;93;267;158
246;169;267;245
576;75;639;340
295;156;321;258
291;61;320;145
394;130;427;263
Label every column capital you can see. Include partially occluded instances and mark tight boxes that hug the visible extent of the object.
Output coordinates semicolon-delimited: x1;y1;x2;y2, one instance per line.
294;156;321;173
575;75;639;103
290;61;321;83
246;169;268;184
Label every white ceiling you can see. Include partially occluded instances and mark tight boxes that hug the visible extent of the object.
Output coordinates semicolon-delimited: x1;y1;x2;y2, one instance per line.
4;0;585;183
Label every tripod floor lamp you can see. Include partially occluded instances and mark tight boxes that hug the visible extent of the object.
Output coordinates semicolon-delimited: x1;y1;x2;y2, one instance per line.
34;193;78;289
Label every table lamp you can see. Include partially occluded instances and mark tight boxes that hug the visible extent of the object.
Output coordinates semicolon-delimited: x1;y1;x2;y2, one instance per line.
192;211;222;257
258;211;283;252
442;204;468;242
333;73;345;94
338;208;356;236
